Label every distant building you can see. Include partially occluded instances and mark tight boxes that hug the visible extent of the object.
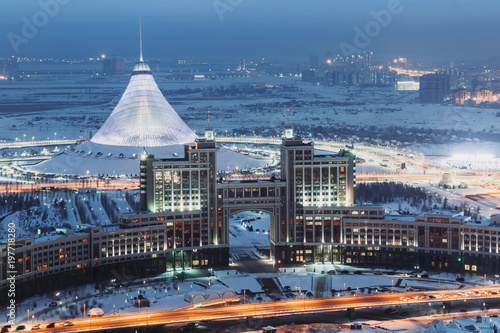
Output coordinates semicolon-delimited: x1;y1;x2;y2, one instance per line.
363;52;373;68
391;56;407;68
419;74;450;104
474;88;493;104
301;69;324;84
103;58;125;76
396;81;419;91
454;88;497;105
448;68;471;89
310;55;320;70
454;89;471;105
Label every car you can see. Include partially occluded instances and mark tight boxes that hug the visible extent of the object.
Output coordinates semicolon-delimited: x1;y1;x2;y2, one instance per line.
15;326;26;332
63;321;74;327
1;327;10;333
48;301;58;307
31;324;41;330
45;323;55;329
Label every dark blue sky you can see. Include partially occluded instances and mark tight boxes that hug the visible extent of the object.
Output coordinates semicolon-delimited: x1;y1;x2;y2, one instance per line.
1;0;499;63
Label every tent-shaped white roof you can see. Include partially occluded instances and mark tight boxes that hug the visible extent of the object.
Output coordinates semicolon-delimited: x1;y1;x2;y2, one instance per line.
90;61;197;147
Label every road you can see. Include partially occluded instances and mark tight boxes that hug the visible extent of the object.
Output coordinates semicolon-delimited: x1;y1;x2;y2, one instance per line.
15;286;500;332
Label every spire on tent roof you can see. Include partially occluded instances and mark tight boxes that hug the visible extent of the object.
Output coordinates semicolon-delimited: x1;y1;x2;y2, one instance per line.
139;16;143;62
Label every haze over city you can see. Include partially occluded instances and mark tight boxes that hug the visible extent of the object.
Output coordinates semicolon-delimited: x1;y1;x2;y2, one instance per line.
1;0;500;62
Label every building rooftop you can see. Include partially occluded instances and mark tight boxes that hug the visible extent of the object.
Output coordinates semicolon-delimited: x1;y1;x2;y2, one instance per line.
90;61;197;147
418;209;466;218
384;215;416;222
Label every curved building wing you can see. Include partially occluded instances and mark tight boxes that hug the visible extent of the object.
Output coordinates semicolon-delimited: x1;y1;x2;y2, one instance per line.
90;62;197;147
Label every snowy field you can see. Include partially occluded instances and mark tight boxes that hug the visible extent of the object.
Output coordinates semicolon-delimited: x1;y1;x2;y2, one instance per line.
1;72;498;158
0;189;135;240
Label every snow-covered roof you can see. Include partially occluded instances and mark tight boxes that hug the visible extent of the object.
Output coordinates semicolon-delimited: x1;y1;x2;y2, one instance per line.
384;215;416;222
28;142;269;175
90;61;197;147
418;210;465;218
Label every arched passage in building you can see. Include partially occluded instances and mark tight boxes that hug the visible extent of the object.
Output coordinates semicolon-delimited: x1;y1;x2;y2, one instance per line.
226;209;276;273
228;210;272;257
219;180;284;267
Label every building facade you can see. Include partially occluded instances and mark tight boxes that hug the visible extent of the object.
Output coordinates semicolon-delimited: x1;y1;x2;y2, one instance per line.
419;73;451;104
3;129;500;300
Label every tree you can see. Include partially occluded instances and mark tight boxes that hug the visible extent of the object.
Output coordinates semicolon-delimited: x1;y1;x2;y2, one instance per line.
442;197;448;210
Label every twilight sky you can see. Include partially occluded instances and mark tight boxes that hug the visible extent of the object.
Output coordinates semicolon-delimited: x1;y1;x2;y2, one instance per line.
1;0;499;63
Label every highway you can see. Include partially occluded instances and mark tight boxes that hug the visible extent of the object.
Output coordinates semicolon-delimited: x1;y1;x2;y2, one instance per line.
14;286;500;332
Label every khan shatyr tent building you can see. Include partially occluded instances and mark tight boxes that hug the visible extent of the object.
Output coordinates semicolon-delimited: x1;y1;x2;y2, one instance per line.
30;44;267;176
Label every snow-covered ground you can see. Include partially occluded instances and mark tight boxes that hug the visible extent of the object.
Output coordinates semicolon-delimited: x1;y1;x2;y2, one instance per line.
1;73;498;158
0;190;134;240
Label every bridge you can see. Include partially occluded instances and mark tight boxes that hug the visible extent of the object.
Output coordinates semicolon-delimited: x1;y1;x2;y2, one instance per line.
11;286;500;331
